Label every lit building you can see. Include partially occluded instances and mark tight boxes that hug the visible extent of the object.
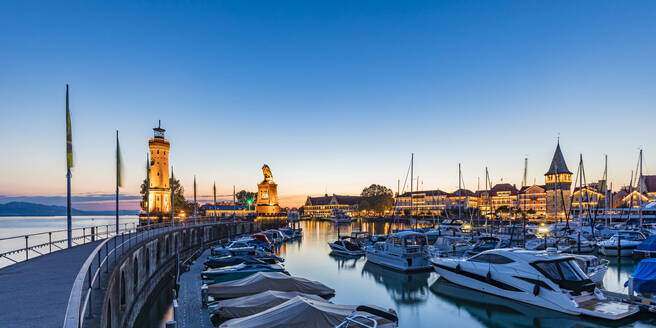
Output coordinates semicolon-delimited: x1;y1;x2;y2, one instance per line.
203;203;255;217
446;189;479;211
394;190;448;216
489;183;518;216
303;194;362;218
146;122;171;217
638;176;656;202
571;185;605;210
518;185;546;218
544;142;572;221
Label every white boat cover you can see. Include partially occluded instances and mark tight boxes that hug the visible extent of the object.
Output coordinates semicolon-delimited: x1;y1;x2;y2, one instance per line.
219;296;395;328
207;272;335;299
211;290;325;319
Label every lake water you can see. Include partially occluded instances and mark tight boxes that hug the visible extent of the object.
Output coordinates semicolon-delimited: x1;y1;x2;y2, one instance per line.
0;215;138;267
274;220;655;328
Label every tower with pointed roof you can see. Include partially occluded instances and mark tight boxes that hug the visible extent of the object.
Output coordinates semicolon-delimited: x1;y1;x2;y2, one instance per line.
544;141;572;221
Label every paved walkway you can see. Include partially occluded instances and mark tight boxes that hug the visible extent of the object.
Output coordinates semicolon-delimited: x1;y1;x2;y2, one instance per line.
177;249;214;328
0;240;102;328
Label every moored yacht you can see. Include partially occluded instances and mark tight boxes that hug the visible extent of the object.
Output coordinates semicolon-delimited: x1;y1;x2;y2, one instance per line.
365;231;430;271
431;249;639;320
598;230;647;257
328;238;365;256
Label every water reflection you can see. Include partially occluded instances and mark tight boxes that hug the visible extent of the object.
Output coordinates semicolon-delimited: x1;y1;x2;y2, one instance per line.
361;262;433;306
328;253;362;271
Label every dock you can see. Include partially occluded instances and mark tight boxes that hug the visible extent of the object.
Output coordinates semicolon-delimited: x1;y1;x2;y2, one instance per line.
176;249;214;328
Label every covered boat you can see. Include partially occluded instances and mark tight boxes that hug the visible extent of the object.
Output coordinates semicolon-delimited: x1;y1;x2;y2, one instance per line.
634;235;656;259
201;263;287;283
218;296;396;328
207;272;335;299
627;258;656;295
211;291;325;319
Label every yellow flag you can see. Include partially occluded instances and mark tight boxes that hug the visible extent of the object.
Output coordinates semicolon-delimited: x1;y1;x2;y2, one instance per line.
66;85;73;169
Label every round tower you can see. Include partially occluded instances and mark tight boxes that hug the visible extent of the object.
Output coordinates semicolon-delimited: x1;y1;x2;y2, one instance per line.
148;121;171;216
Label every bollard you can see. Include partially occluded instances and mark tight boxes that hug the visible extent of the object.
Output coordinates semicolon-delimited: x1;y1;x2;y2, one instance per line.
25;236;29;261
617;235;621;259
165;321;176;328
173;298;179;322
201;284;208;308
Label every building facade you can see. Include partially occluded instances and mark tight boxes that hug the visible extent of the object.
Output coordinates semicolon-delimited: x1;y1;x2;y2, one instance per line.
518;185;546;218
203;204;255;217
394;190;449;216
304;194;362;218
571;185;605;210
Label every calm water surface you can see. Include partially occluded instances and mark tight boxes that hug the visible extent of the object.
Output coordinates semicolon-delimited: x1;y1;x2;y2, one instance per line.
274;221;655;328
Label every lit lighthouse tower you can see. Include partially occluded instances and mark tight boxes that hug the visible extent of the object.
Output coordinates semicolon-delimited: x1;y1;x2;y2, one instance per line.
148;121;171;217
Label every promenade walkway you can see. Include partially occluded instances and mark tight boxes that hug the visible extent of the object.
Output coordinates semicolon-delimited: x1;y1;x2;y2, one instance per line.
177;249;213;328
0;240;102;328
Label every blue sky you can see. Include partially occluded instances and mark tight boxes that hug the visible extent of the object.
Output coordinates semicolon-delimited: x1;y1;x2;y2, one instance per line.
1;1;655;208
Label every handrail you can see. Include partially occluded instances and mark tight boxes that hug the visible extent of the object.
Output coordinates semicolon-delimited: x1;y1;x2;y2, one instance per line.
62;218;241;328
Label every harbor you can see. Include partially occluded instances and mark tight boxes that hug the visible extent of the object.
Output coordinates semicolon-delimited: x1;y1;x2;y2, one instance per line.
129;219;655;328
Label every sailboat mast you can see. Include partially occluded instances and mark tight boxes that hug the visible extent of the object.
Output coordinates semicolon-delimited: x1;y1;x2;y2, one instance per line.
639;149;644;227
603;155;608;226
458;163;462;219
410;153;414;218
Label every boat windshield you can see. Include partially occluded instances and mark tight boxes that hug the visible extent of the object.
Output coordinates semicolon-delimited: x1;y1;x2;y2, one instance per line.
617;232;645;241
404;236;426;247
532;259;594;293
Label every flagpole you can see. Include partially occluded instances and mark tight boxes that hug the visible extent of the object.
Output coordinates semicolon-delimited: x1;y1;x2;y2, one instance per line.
194;175;197;225
213;181;217;223
146;152;150;227
65;84;72;248
116;130;119;235
171;166;175;227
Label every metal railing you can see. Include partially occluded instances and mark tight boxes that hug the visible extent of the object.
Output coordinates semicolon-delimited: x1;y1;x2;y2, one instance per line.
0;222;137;267
63;218;239;328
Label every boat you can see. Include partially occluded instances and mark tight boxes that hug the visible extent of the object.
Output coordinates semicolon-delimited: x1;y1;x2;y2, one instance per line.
207;272;335;299
328;238;365;256
634;235;656;259
598;230;647;257
218;296;397;328
431;248;639;320
210;290;326;320
625;258;656;308
201;263;287;284
464;236;510;256
212;241;256;256
326;208;353;223
287;209;300;222
425;235;470;258
570;254;608;284
335;305;399;328
365;231;430;271
204;254;283;269
554;236;595;253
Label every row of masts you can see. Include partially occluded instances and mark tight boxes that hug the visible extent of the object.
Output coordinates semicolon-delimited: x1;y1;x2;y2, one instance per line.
395;148;648;228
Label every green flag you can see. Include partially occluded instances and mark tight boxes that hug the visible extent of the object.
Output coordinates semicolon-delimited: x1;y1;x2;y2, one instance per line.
116;131;123;188
66;85;73;169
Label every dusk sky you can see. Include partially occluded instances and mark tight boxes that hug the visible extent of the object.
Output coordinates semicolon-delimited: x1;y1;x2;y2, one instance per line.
1;1;655;210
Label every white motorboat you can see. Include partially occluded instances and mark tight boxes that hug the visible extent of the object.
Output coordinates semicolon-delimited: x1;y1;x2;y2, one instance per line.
571;254;608;284
431;248;639;320
464;236;510;256
329;239;365;256
598;230;647;257
555;236;595;253
425;235;470;258
365;231;430;271
326;209;353;223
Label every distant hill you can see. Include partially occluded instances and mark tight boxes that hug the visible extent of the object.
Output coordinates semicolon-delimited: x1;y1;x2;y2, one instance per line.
0;201;137;216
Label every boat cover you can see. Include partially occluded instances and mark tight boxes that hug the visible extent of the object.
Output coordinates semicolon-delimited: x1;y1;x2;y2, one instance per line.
636;235;656;252
207;272;335;299
627;258;656;294
211;291;325;319
218;296;395;328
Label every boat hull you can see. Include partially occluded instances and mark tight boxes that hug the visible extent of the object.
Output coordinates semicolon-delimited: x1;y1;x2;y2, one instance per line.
365;249;430;272
599;245;636;257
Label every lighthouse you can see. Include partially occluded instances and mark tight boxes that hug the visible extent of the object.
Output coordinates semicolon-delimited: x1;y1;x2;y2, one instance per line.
147;121;171;217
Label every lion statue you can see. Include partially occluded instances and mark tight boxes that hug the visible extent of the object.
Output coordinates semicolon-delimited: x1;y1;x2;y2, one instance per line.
262;164;274;182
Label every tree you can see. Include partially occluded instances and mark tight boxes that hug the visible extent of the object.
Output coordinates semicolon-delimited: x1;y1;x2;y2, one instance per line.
359;184;394;214
235;190;257;206
140;176;187;216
